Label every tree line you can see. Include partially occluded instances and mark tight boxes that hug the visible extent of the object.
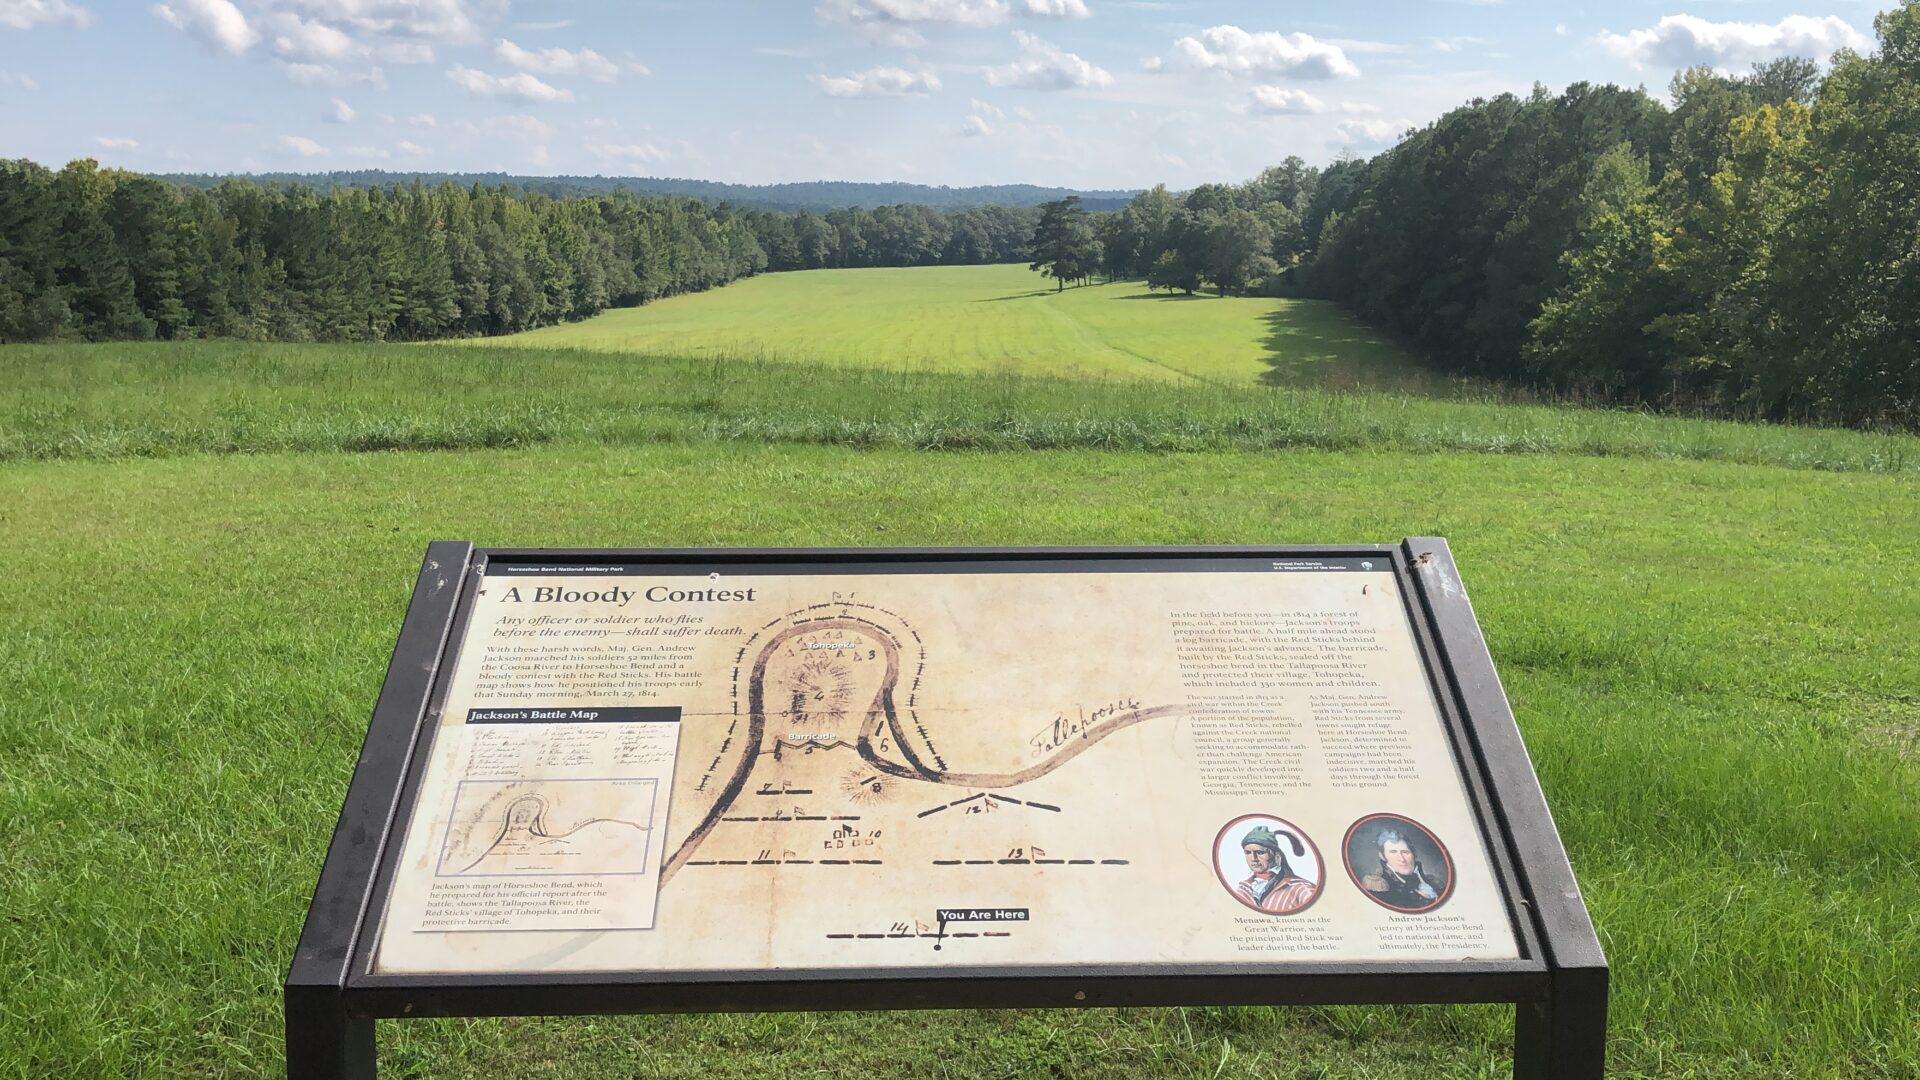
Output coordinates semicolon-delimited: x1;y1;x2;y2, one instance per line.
1029;2;1918;427
0;164;1038;344
163;171;1132;214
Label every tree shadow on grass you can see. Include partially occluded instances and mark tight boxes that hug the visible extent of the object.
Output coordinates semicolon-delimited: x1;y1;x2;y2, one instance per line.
975;289;1058;302
1256;304;1456;397
1111;291;1218;302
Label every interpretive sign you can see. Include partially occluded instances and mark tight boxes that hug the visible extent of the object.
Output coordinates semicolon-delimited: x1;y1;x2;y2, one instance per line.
287;541;1607;1079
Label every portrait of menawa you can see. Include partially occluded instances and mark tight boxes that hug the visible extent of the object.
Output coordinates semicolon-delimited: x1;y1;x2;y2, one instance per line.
1214;816;1322;915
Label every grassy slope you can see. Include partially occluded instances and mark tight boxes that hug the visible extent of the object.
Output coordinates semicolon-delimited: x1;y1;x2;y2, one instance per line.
2;443;1916;1079
479;264;1433;389
5;341;1916;474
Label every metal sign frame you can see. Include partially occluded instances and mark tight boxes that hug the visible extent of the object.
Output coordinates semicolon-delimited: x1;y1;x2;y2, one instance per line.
285;538;1606;1078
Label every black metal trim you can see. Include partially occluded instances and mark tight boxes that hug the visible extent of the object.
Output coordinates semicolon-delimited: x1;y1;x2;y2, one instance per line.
285;540;1607;1079
285;541;472;1080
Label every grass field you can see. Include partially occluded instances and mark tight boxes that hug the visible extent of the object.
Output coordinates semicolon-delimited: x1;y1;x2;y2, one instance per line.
481;264;1438;390
3;269;1918;1078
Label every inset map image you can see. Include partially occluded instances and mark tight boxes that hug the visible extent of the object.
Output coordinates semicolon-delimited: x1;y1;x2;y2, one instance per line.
437;778;660;877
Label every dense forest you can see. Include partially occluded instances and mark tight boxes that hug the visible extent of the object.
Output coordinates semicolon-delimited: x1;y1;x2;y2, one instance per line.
159;173;1136;214
0;167;1037;343
1049;2;1919;426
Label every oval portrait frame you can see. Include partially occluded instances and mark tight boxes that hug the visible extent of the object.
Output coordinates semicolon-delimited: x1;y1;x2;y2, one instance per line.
1211;813;1325;917
1341;812;1457;915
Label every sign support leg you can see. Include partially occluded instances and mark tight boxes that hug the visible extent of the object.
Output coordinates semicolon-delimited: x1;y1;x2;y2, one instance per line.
1512;965;1607;1080
285;986;376;1080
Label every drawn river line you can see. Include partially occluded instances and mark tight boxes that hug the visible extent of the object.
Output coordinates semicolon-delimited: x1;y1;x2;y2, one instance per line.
661;616;1180;883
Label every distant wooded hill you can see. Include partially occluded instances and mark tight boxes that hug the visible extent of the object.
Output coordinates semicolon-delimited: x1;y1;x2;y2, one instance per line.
154;171;1139;213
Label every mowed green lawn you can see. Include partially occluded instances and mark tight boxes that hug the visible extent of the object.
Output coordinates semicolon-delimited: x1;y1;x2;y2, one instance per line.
481;263;1433;389
2;441;1916;1079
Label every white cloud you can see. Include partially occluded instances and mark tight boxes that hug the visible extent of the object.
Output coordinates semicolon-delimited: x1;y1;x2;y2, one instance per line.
1246;85;1325;114
464;112;550;141
1337;117;1409;148
494;38;621;81
1598;15;1869;71
266;0;495;44
969;96;1003;119
515;18;569;31
403;111;435;127
376;41;432;62
280;133;327;156
812;65;941;97
446;64;574;102
464;112;552;164
268;12;354;58
0;70;37;88
0;0;91;31
327;96;355;122
960;114;992;136
1023;0;1087;17
95;135;138;148
984;29;1111;89
590;141;671;164
153;0;258;53
396;139;426;154
276;59;386;87
1156;25;1359;79
817;0;1009;30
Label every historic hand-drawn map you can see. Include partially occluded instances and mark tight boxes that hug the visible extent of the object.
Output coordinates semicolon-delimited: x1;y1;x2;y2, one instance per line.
373;559;1521;973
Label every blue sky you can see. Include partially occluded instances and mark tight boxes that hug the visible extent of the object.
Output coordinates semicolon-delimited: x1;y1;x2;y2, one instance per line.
0;1;1896;188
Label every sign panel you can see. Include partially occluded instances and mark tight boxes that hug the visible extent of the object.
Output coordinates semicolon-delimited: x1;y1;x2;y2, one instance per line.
372;556;1520;975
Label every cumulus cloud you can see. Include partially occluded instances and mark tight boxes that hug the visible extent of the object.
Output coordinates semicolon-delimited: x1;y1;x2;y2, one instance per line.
268;12;355;58
377;41;432;62
812;65;941;97
446;64;574;102
817;0;1091;44
1246;85;1326;114
0;0;91;30
153;0;258;53
326;96;355;122
1337;117;1409;148
276;59;385;87
983;29;1111;89
1023;0;1087;17
267;0;496;44
1597;14;1869;71
1155;25;1359;79
589;141;671;164
460;111;552;163
960;114;991;136
280;133;327;156
396;138;427;154
95;135;138;148
817;0;1009;31
494;38;623;81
